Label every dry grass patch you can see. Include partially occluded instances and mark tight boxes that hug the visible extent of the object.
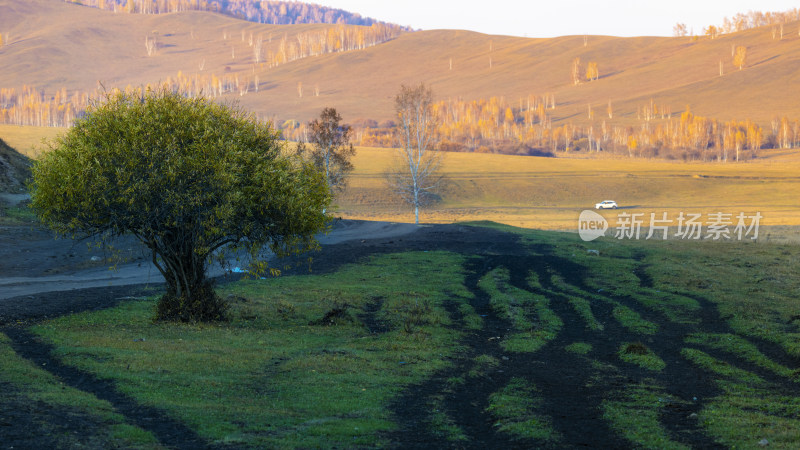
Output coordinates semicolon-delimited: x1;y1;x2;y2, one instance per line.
337;147;800;235
0;125;64;159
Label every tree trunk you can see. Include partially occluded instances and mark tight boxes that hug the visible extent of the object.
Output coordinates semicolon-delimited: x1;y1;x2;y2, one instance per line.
155;247;227;322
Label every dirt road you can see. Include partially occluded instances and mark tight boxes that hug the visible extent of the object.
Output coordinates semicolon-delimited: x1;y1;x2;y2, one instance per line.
0;220;418;300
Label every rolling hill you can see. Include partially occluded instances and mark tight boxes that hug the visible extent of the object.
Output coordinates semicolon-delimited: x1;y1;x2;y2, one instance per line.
1;0;799;133
0;137;30;194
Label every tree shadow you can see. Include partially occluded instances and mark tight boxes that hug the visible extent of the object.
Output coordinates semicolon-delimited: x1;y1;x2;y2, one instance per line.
378;224;773;448
2;327;217;449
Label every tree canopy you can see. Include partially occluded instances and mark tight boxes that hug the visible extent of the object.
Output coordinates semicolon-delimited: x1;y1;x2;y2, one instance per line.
298;107;356;194
30;88;330;321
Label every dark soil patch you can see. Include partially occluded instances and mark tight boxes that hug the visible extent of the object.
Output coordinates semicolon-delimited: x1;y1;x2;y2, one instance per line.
384;232;635;448
387;257;521;449
0;224;149;279
0;284;158;327
309;304;351;326
0;381;117;449
359;296;390;334
585;291;726;448
623;341;650;355
632;251;654;288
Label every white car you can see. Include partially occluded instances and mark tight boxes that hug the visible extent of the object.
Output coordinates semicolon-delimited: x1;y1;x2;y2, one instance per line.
595;200;618;209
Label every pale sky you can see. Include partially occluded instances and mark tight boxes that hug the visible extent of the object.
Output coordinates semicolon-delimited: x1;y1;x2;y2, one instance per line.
314;0;800;38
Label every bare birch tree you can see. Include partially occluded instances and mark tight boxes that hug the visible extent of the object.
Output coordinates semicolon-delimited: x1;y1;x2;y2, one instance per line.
571;58;582;85
254;36;263;63
386;83;442;225
145;35;157;56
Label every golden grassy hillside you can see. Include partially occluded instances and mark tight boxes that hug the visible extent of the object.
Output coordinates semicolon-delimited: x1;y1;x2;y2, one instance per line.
0;125;62;158
2;2;799;236
1;0;800;127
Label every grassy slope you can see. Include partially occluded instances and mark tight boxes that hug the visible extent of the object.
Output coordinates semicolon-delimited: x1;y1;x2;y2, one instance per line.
0;125;62;159
17;251;472;448
3;223;800;447
1;0;800;125
0;136;30;193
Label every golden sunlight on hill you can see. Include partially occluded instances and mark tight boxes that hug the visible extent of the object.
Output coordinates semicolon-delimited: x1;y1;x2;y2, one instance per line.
1;0;800;162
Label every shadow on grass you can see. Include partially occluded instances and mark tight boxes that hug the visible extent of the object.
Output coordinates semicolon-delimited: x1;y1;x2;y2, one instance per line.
2;327;217;450
374;225;733;448
0;381;115;449
3;222;800;448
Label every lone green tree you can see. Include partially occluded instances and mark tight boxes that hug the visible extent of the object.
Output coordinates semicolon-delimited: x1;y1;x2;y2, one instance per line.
30;88;330;322
297;107;356;194
386;83;442;224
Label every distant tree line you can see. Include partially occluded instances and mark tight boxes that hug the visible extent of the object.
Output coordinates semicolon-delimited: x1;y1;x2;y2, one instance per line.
262;24;403;68
0;86;88;128
4;83;800;162
674;7;800;37
62;0;410;30
283;96;800;162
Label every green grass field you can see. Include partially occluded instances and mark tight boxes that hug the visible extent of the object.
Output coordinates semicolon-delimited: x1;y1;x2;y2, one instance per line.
3;125;800;446
3;223;800;447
